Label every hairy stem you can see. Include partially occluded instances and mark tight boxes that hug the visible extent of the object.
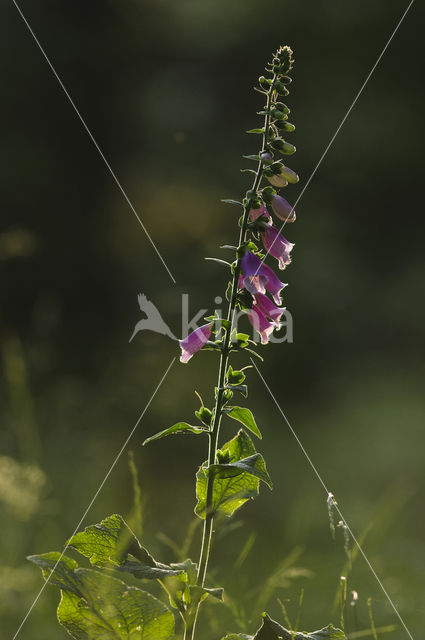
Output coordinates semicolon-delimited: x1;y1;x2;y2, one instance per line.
189;76;277;640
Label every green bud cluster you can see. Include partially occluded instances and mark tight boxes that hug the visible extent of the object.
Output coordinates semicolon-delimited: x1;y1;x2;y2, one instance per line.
251;45;299;193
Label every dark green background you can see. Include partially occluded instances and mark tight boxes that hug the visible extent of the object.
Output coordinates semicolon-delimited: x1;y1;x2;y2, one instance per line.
1;1;423;638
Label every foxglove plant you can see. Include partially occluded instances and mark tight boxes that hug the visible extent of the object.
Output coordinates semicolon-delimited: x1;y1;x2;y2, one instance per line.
29;46;346;640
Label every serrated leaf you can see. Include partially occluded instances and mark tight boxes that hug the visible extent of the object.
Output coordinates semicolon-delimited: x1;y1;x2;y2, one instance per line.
67;514;184;581
143;423;206;446
211;453;272;488
253;614;346;639
226;406;261;438
195;430;262;519
29;553;175;639
28;553;81;595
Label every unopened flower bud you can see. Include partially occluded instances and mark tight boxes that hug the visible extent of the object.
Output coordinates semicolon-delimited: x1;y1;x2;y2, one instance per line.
260;151;273;165
271;194;296;222
272;139;296;155
274;82;289;95
275;121;295;133
272;109;286;120
275;102;290;114
266;174;288;188
258;75;271;89
279;165;299;184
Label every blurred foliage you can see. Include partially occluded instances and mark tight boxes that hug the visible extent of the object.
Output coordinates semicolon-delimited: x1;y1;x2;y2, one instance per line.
0;0;424;639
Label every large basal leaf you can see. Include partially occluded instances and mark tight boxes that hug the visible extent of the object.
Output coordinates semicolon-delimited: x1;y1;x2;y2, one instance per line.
226;406;262;439
195;430;268;518
252;614;346;639
28;553;175;640
67;514;184;581
143;422;206;446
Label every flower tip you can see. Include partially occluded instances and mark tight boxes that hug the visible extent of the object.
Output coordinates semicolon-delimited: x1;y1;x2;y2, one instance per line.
179;323;212;364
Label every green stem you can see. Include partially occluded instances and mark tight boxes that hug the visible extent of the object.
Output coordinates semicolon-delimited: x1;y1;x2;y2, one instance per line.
189;75;277;640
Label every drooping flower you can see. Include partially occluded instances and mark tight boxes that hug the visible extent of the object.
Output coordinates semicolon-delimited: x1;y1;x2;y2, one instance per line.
246;306;275;344
240;250;287;305
262;225;294;270
240;251;268;295
249;204;271;223
254;292;285;326
270;194;296;223
261;262;287;305
179;323;212;364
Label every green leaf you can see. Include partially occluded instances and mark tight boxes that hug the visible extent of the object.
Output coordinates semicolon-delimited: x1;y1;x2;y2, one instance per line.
189;584;224;604
253;614;346;639
226;384;248;398
29;553;175;639
226;406;262;439
245;348;264;361
28;552;81;595
143;423;206;446
211;454;272;489
67;514;184;581
163;558;224;613
205;257;233;267
226;366;246;385
225;281;233;302
170;558;198;585
195;430;263;519
221;199;243;207
246;128;265;134
242;154;260;161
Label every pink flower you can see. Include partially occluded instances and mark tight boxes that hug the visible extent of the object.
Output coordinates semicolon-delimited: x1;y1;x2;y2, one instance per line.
240;251;287;305
179;323;212;364
240;251;268;296
246;306;275;344
262;225;294;270
261;262;287;305
270;194;296;223
249;204;271;223
254;293;285;326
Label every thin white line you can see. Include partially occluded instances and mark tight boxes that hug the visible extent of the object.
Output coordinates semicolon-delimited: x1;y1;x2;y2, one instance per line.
12;357;176;640
250;358;415;640
11;0;177;285
259;0;415;264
